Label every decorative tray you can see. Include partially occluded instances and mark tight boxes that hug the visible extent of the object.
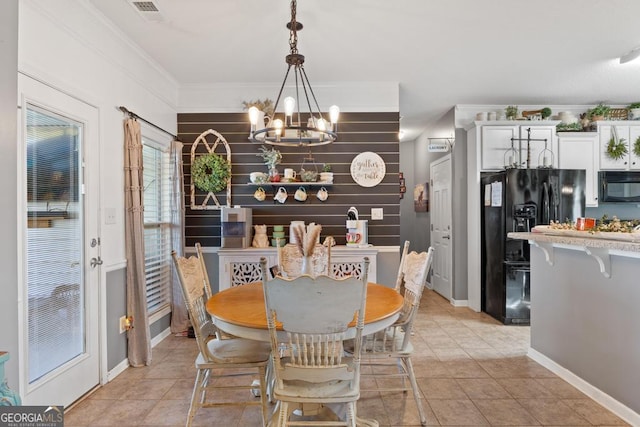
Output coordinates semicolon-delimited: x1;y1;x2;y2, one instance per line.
532;225;640;243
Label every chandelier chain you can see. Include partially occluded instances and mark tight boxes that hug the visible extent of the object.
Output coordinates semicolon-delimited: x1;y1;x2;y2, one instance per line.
289;0;298;55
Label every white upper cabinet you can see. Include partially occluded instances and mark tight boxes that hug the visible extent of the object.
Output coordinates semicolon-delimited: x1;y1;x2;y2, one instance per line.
480;124;557;171
599;124;640;170
557;132;599;207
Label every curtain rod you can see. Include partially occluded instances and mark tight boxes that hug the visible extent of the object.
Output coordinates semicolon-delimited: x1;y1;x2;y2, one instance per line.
118;106;179;141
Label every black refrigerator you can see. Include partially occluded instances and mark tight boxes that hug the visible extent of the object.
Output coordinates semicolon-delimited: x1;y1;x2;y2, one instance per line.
480;168;586;324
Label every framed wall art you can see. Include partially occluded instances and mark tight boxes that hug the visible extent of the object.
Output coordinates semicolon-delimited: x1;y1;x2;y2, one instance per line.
350;151;385;187
414;182;429;212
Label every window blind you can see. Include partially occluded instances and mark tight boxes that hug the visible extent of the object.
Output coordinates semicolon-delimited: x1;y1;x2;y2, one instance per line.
143;142;172;316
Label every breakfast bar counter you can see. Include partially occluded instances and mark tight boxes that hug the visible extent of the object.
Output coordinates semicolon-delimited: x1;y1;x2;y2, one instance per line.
508;231;640;424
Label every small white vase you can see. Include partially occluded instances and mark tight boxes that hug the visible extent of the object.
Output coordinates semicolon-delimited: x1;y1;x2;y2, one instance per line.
301;255;313;276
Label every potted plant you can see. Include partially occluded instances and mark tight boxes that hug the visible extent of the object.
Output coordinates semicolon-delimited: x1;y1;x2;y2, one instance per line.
320;163;333;183
191;152;231;193
256;145;282;182
505;105;518;120
587;103;611;121
627;102;640;120
541;107;552;119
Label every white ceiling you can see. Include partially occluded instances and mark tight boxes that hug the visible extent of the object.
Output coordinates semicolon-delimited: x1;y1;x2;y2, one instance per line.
87;0;640;140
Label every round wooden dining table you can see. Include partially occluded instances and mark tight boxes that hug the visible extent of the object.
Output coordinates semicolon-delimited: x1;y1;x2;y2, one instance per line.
206;282;404;341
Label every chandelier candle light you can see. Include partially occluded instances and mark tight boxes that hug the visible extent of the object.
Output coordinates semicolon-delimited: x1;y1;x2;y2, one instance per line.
248;0;339;147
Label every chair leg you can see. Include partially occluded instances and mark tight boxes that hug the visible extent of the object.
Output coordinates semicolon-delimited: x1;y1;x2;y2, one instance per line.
403;357;427;426
187;368;206;427
265;357;276;403
278;401;290;427
258;366;269;427
346;402;357;427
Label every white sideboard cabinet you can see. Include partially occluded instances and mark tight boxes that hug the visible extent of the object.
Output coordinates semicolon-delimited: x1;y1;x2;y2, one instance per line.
217;246;378;291
557;132;599;207
598;123;640;170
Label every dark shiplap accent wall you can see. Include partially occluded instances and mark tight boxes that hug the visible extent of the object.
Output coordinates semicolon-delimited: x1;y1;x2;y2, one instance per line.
178;112;400;248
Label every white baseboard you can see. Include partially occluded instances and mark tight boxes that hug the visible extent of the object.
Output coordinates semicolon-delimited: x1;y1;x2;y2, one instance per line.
106;359;129;382
450;298;468;307
106;327;173;382
150;327;172;348
528;347;640;426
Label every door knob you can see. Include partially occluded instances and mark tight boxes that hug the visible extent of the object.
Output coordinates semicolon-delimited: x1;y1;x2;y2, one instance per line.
90;257;103;268
442;234;451;240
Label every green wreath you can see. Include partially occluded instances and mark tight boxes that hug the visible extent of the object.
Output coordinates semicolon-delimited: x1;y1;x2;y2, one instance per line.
606;137;627;160
634;136;640;158
191;152;231;193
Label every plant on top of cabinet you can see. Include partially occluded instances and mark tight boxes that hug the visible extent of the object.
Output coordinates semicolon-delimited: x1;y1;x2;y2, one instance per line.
242;98;275;118
606;136;628;160
587;103;611;121
541;107;552;119
628;102;640;120
505;105;518;120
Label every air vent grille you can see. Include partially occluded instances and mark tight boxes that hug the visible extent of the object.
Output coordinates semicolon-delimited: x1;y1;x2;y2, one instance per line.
132;2;159;12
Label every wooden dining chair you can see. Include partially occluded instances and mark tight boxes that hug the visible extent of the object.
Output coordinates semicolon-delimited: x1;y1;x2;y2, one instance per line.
277;243;330;278
194;243;213;299
172;251;272;427
260;257;369;427
359;244;434;427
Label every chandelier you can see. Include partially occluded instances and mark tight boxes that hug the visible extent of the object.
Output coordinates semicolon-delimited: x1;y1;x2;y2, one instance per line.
248;0;339;147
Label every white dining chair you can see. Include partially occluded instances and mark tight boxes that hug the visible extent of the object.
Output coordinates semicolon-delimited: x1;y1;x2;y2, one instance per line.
172;251;272;427
359;244;434;427
260;256;369;427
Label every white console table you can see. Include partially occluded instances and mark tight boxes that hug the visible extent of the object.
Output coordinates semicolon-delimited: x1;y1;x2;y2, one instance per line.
217;246;378;291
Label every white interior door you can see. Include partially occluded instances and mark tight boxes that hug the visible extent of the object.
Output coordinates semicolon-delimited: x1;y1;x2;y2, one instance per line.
18;75;100;406
430;155;452;301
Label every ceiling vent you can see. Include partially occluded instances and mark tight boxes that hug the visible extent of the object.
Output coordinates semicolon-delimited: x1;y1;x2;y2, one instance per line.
129;1;165;22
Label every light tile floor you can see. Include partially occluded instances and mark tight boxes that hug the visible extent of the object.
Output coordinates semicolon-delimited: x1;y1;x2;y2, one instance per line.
65;289;630;426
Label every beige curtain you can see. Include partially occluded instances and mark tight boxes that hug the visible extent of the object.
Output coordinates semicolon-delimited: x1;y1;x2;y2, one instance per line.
169;139;189;333
124;118;152;366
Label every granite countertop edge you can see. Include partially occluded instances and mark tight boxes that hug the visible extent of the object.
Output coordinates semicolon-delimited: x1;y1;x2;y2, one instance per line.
508;231;640;253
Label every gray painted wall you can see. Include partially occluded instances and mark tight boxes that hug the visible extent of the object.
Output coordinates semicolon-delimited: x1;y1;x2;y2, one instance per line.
106;267;173;370
402;108;469;301
452;127;468;301
530;247;640;413
399;139;418;249
0;0;19;390
106;269;127;371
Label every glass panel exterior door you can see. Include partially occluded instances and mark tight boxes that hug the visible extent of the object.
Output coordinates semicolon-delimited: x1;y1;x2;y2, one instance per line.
19;74;100;407
26;105;84;383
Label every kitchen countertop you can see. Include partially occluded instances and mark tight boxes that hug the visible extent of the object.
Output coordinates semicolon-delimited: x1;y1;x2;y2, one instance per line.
508;231;640;254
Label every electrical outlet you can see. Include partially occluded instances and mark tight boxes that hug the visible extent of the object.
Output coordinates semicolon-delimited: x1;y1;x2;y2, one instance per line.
119;316;133;334
371;208;384;220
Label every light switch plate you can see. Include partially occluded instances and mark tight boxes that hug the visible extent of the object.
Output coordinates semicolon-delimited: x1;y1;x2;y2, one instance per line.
371;208;383;220
105;208;116;224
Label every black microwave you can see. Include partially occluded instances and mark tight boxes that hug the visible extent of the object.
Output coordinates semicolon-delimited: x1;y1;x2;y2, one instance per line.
599;171;640;202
